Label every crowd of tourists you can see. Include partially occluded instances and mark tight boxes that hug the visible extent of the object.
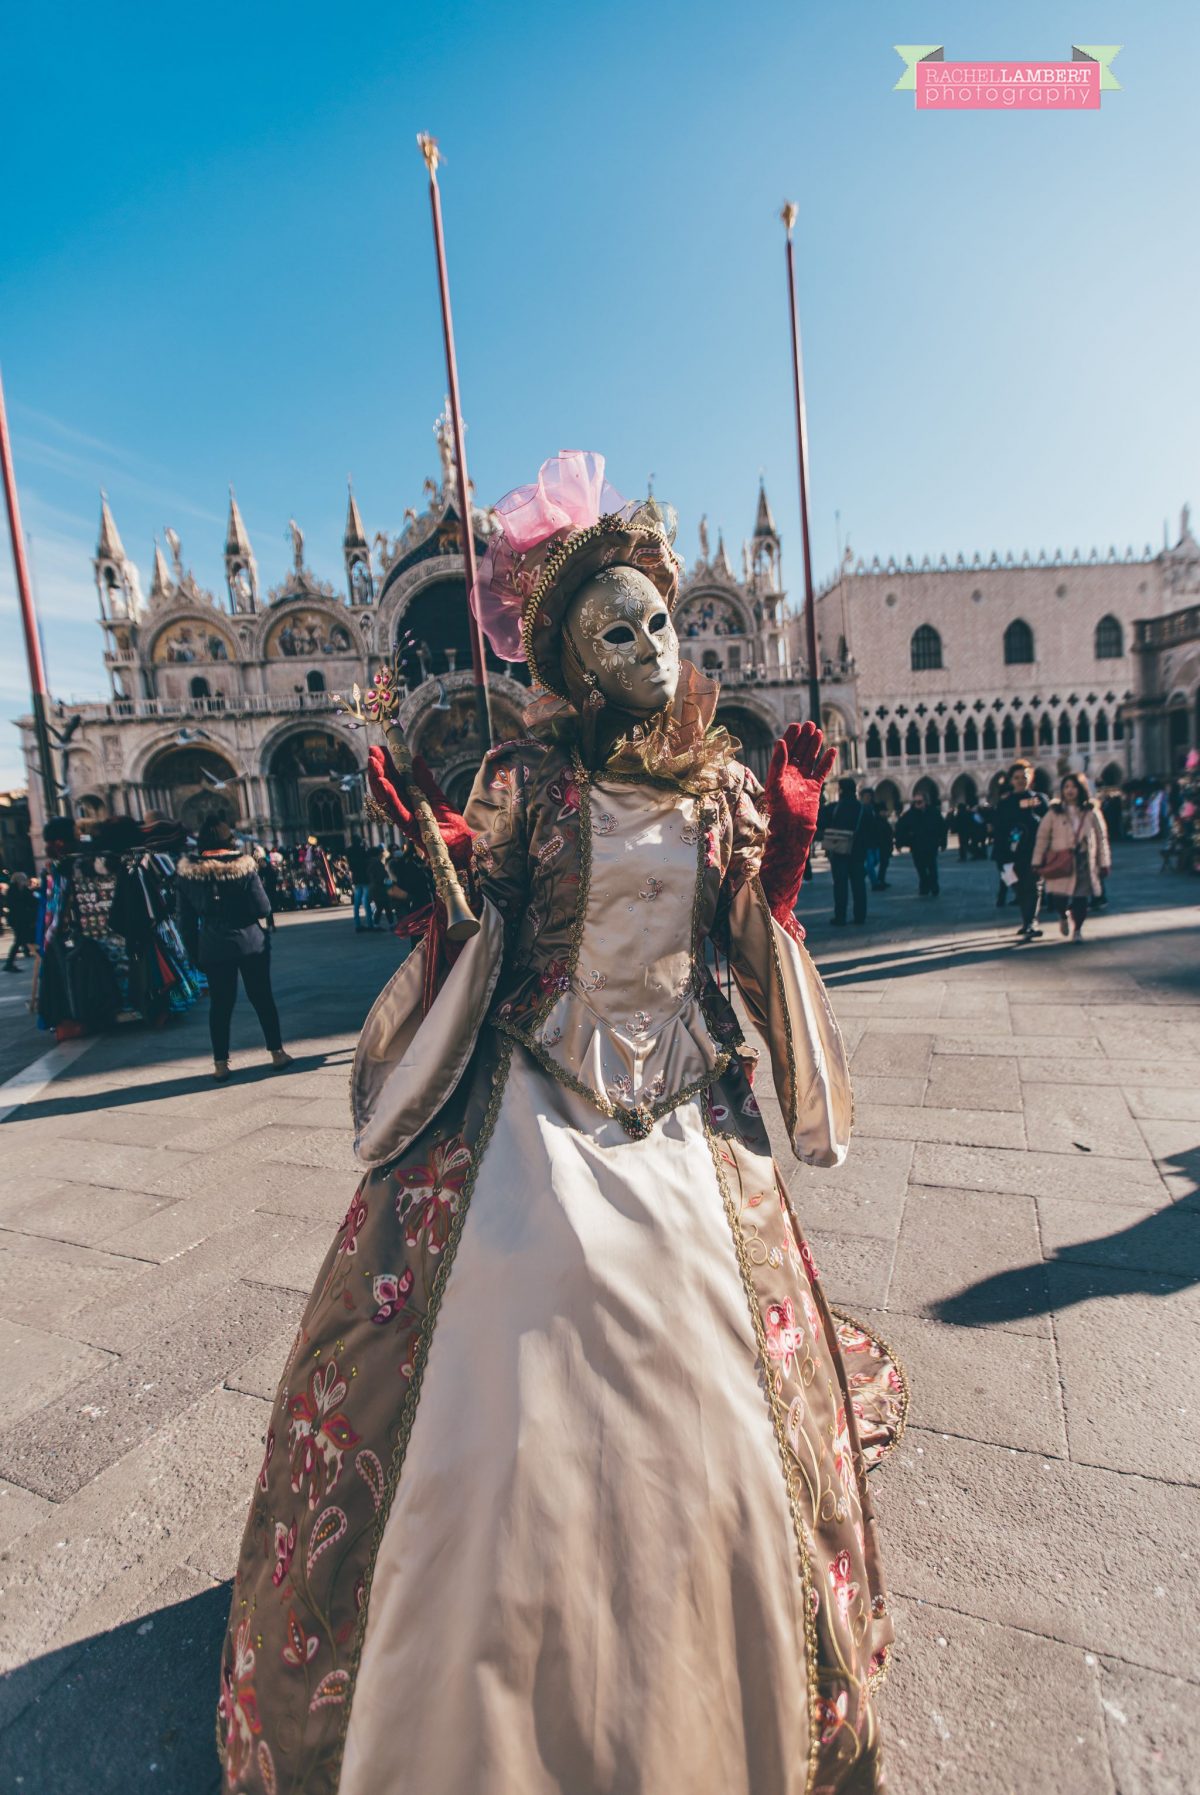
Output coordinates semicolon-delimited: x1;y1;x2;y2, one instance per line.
0;815;432;1082
811;758;1191;943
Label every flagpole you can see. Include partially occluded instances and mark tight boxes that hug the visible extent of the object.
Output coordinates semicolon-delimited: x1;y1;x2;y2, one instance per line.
417;134;496;748
781;203;822;730
0;366;60;833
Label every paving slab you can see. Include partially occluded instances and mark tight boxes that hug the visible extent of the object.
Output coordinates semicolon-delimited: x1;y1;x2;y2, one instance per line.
910;1142;1164;1206
1020;1083;1152;1161
803;1227;893;1309
877;1594;1113;1795
1120;1085;1200;1121
0;1385;267;1670
0;1477;54;1552
855;1103;1026;1149
849;1074;928;1106
0;1183;174;1249
851;1032;935;1076
0;1277;298;1500
792;1139;915;1241
852;1305;1067;1456
887;1184;1051;1337
1036;1192;1200;1277
924;1055;1022;1112
0;1234;153;1330
932;1033;1108;1058
872;1428;1198;1677
1016;1056;1200;1089
0;1316;116;1430
1048;1267;1200;1483
1097;1656;1199;1795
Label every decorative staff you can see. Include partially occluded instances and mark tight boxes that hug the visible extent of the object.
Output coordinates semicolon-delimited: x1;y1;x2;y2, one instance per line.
780;201;822;731
417;132;496;748
0;366;60;833
336;659;479;942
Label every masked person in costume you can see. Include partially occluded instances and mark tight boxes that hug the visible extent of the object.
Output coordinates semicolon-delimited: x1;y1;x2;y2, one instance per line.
217;452;907;1795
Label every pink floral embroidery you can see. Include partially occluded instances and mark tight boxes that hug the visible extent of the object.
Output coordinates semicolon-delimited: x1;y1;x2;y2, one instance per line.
370;1267;414;1325
220;1617;261;1785
288;1361;360;1510
395;1137;472;1256
337;1189;368;1259
546;774;581;819
271;1517;298;1589
765;1297;803;1378
828;1549;860;1623
281;1607;320;1668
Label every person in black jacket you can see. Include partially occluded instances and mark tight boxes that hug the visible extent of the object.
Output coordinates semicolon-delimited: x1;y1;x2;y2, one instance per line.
991;760;1048;940
3;872;37;971
176;819;292;1082
894;793;948;896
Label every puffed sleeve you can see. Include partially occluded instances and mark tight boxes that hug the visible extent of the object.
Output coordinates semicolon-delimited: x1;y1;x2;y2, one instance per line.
351;744;537;1170
721;765;853;1168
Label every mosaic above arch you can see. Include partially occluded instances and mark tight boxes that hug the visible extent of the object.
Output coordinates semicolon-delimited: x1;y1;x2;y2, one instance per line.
264;608;355;660
152;619;236;665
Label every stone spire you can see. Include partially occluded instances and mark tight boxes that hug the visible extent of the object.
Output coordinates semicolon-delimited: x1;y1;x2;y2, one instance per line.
225;486;259;614
754;480;777;540
713;530;734;578
344;479;374;605
225;486;253;558
149;537;173;605
97;491;126;561
344;480;368;549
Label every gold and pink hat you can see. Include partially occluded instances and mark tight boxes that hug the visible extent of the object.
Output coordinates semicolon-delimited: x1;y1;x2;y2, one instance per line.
471;450;680;701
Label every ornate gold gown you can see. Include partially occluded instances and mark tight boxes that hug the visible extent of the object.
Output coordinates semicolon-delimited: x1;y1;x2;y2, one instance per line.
217;742;907;1795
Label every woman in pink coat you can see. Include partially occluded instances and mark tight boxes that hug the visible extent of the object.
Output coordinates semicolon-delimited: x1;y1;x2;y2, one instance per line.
1032;772;1112;941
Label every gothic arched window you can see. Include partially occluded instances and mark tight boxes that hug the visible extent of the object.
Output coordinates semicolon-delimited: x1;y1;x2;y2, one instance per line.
1058;712;1073;746
1076;712;1091;745
964;718;979;754
1001;716;1016;751
1094;614;1123;660
1019;713;1036;750
905;721;921;759
1095;711;1109;744
1038;712;1054;747
189;676;210;700
306;670;326;693
1004;619;1035;664
944;719;959;754
865;723;882;760
982;716;997;751
910;624;943;671
886;723;902;762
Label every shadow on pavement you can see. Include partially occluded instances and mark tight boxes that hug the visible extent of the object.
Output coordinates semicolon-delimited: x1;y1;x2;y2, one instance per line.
0;1052;351;1125
0;1582;228;1794
932;1158;1200;1325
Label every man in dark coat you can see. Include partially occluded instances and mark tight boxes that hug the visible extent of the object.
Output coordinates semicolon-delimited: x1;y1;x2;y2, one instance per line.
991;759;1049;940
894;793;948;896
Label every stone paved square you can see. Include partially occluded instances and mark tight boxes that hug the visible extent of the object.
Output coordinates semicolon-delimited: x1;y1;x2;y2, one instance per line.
0;844;1196;1792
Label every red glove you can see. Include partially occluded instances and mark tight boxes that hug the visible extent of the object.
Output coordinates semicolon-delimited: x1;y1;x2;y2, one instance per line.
759;722;837;940
366;744;473;870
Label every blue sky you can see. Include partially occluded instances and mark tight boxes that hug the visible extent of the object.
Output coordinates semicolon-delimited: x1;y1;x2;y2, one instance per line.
1;1;1195;785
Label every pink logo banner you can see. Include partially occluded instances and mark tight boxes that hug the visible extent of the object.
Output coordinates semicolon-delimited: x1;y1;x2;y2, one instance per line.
918;62;1099;109
894;45;1122;111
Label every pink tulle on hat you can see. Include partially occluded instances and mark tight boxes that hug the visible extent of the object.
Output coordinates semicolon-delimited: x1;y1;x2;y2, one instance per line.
471;451;626;661
470;451;678;691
